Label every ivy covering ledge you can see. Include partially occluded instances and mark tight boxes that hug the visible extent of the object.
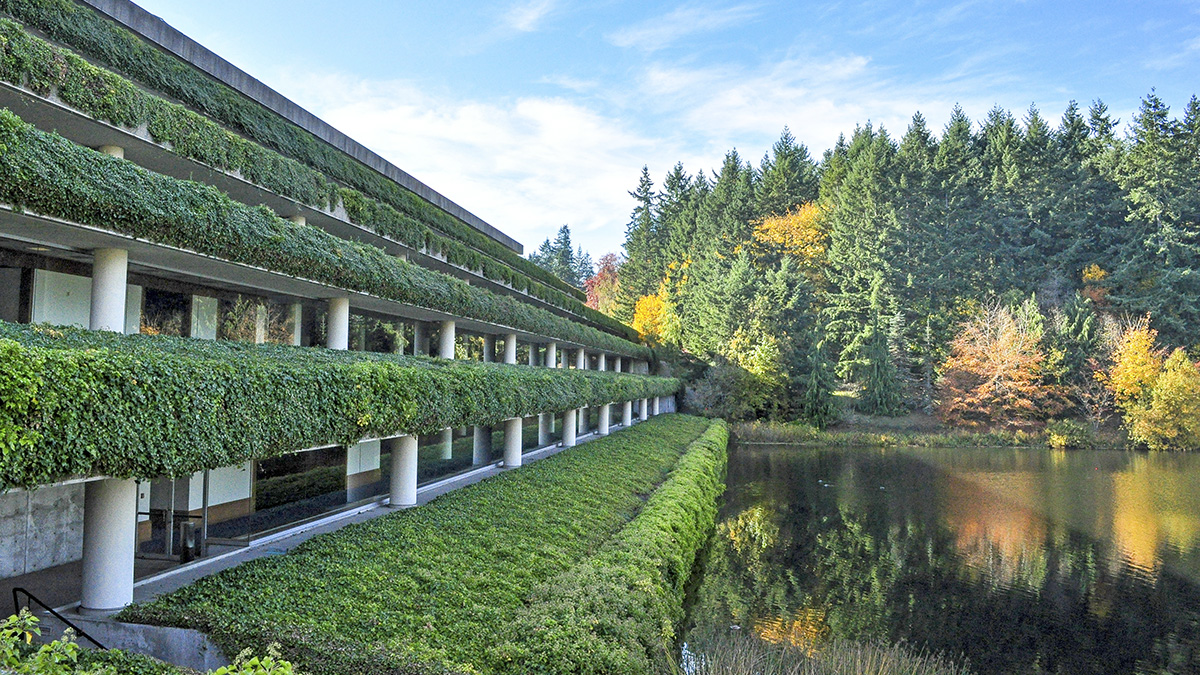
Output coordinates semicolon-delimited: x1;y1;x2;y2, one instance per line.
0;321;680;489
0;108;651;358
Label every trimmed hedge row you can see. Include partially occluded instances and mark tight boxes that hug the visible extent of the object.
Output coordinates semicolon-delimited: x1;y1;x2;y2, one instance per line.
487;420;729;674
119;416;714;675
0;17;641;341
0;2;601;307
0;108;651;359
0;321;678;488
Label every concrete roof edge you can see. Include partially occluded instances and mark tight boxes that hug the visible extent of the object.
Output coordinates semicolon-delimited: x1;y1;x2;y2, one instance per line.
77;0;525;255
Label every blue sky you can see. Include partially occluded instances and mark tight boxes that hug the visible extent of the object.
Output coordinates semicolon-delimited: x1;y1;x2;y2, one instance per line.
134;0;1200;258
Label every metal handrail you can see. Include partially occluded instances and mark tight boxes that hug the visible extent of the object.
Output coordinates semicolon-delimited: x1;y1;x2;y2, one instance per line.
11;588;106;649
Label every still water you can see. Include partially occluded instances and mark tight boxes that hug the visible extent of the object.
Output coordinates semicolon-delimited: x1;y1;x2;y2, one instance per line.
687;443;1200;674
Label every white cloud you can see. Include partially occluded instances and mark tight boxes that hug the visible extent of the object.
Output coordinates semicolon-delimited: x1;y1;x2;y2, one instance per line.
503;0;556;33
607;4;761;52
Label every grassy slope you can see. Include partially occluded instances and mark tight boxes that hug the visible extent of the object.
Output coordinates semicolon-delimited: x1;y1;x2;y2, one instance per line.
121;415;712;674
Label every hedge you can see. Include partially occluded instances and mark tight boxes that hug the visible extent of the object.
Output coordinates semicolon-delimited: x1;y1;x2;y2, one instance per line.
486;420;729;674
0;16;641;341
0;320;678;488
119;416;714;675
0;2;605;309
0;108;652;359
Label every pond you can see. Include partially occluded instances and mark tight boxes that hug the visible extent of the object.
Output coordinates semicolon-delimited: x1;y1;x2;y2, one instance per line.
686;442;1200;674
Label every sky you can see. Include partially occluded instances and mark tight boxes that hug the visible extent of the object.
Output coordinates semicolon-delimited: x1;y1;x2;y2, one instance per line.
133;0;1200;259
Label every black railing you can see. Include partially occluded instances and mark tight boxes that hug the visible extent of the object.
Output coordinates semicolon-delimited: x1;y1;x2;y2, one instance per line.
11;587;106;649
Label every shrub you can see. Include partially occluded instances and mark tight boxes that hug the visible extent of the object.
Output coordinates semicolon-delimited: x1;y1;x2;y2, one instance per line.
120;417;715;675
1045;419;1097;450
0;321;677;488
1124;349;1200;451
486;420;729;674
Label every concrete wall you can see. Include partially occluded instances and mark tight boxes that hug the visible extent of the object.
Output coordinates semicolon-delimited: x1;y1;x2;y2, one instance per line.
0;483;85;578
30;270;141;334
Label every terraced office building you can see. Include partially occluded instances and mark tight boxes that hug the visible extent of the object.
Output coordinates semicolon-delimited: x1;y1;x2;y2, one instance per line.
0;0;677;615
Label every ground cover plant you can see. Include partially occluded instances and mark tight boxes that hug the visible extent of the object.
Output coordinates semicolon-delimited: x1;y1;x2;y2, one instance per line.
120;415;718;675
0;16;639;338
0;107;649;359
731;420;1122;449
487;419;729;674
0;321;678;488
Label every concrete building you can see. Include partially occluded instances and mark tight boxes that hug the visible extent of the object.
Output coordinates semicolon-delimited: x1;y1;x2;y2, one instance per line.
0;0;672;615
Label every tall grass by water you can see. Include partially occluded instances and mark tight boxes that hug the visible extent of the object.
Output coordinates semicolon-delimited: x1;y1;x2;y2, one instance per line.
681;630;971;675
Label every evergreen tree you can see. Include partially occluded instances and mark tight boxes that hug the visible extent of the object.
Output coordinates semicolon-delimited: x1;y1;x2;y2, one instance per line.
528;224;593;288
757;127;819;216
614;167;664;321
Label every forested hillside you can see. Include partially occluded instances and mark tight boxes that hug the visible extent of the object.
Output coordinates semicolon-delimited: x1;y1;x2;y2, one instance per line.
605;93;1200;444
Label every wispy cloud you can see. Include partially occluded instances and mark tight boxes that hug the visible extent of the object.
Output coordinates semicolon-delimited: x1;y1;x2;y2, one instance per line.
503;0;556;32
607;4;761;52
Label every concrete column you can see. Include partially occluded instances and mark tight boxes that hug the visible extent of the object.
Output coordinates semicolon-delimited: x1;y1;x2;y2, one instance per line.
387;435;418;508
98;145;124;159
578;406;588;435
327;297;350;350
598;353;607;371
473;425;491;465
528;344;537;366
289;302;303;346
254;303;268;344
640;398;649;421
547;342;558;368
190;295;218;340
483;335;495;362
503;333;517;364
622;400;633;427
576;348;586;370
439;427;454;460
562;409;577;448
503;417;522;468
538;413;551;446
614;356;623;373
80;478;137;613
653;396;662;416
412;322;428;356
90;248;128;332
439;320;456;359
599;403;611;436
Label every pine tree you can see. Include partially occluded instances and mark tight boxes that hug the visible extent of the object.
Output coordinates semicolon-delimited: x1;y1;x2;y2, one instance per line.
757;127;819;216
614;167;663;321
528;225;593;288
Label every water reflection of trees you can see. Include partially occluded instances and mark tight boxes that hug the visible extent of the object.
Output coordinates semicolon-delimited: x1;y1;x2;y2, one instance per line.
689;447;1200;674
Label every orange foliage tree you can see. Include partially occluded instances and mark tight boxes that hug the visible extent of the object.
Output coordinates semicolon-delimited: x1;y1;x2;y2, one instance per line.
937;304;1067;428
584;253;621;316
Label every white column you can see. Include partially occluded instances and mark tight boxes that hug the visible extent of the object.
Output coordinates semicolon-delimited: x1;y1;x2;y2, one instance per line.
412;322;428;356
538;413;551;446
327;297;350;350
473;425;491;465
483;335;495;363
653;396;661;416
388;435;418;508
562;409;577;448
599;403;611;436
640;398;649;421
503;333;517;364
576;348;586;370
289;302;303;346
90;248;128;332
614;356;622;373
622;401;633;427
546;342;558;368
528;344;537;366
254;303;268;344
598;353;607;371
503;417;522;467
80;478;137;613
439;320;456;359
439;427;454;460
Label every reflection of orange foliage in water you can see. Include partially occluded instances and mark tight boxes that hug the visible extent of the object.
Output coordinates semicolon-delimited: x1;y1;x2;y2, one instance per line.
754;608;830;653
1111;469;1161;577
941;470;1048;585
